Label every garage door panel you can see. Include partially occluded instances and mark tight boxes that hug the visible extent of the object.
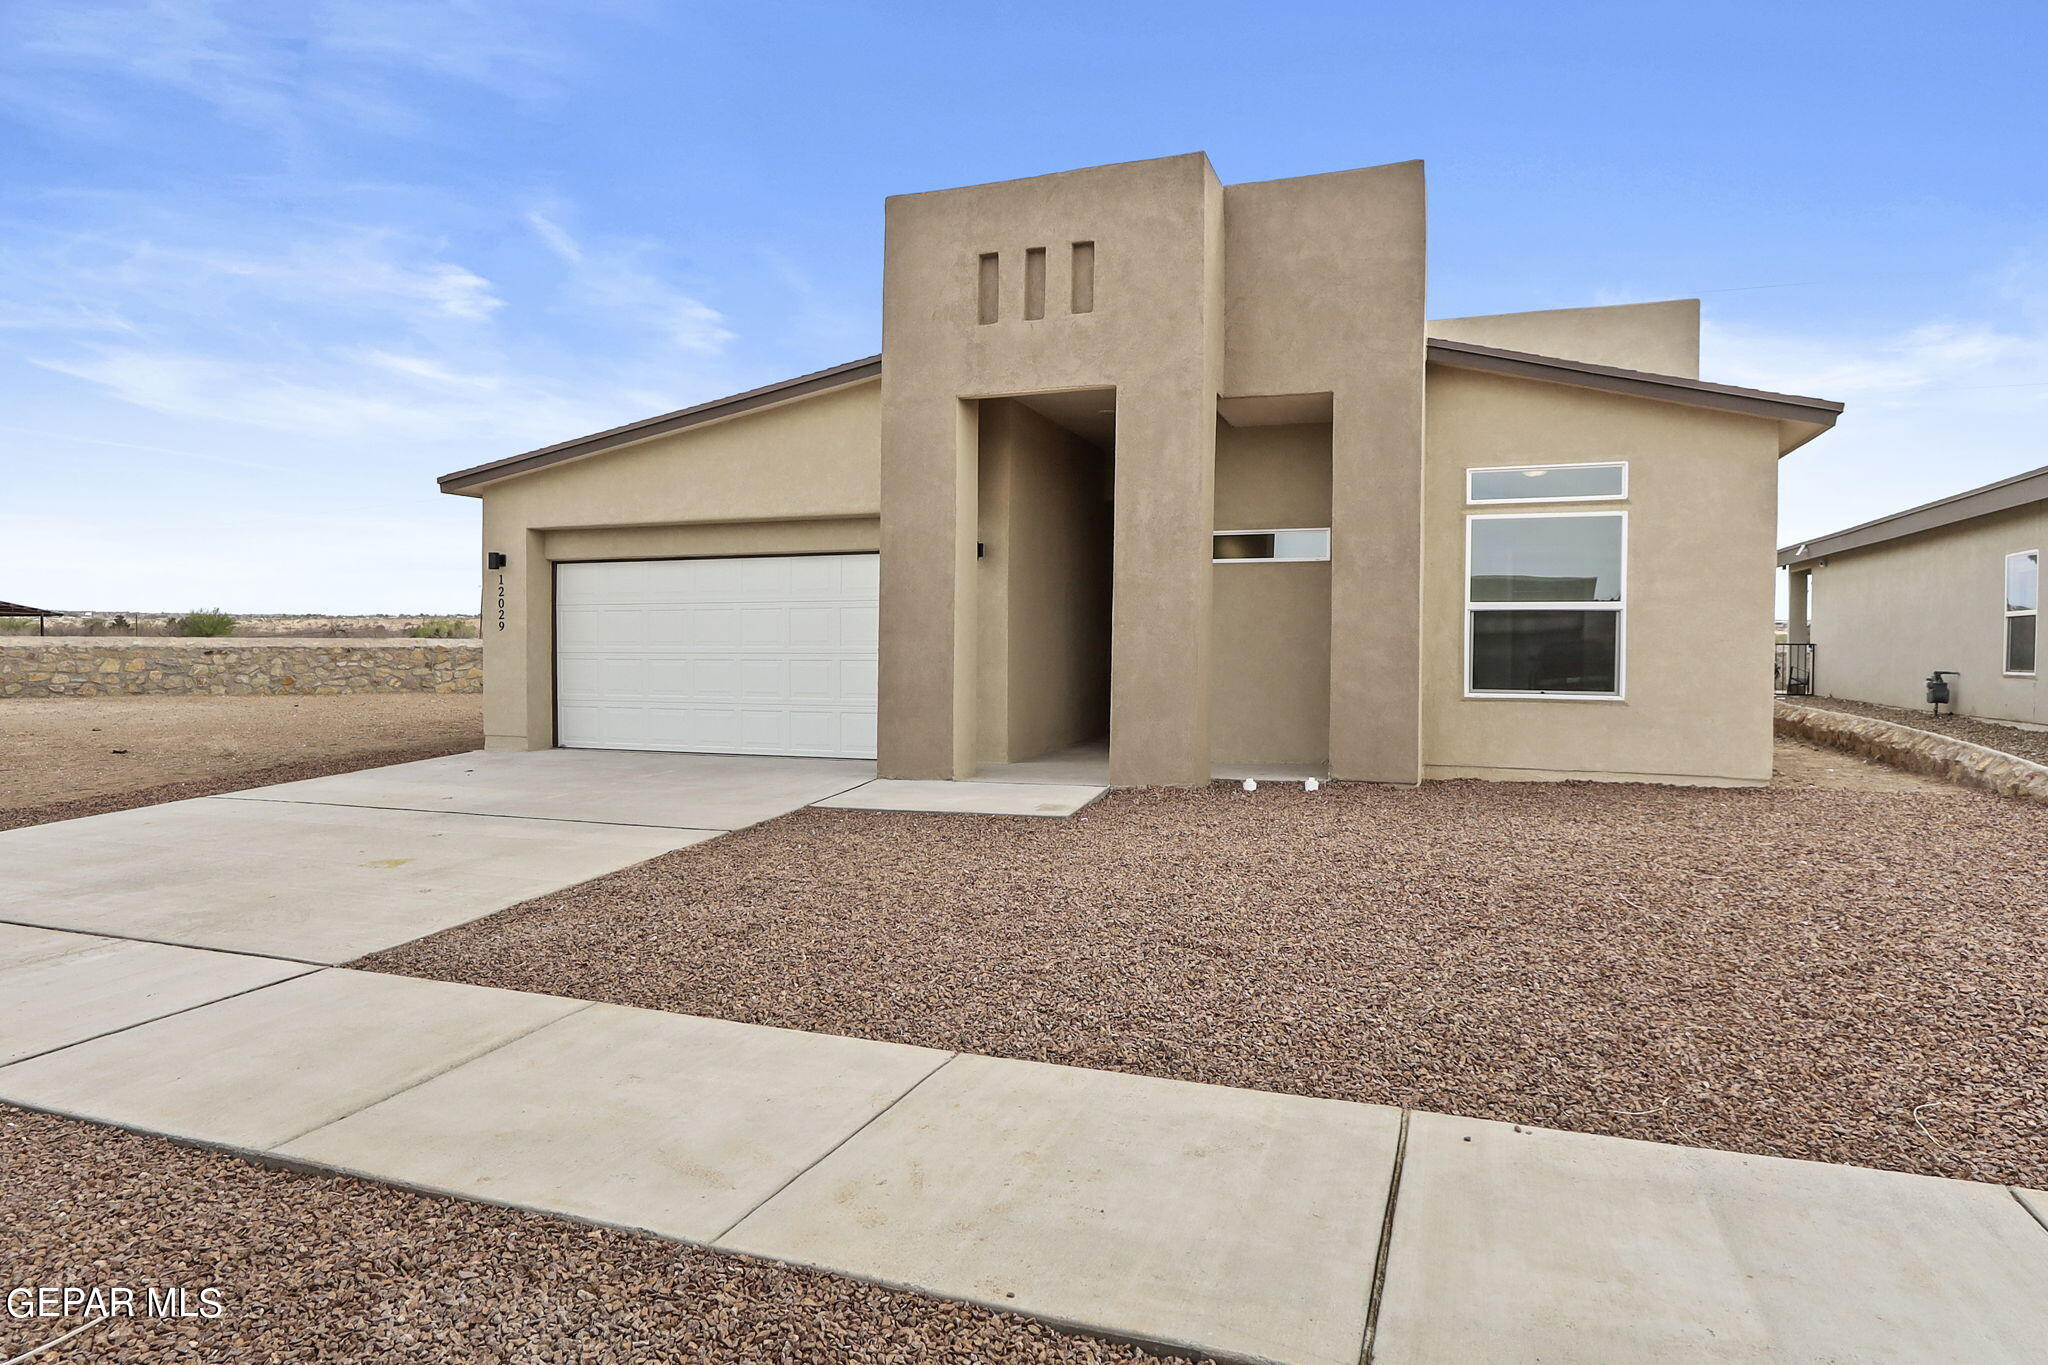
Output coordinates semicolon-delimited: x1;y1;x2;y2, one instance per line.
555;555;878;759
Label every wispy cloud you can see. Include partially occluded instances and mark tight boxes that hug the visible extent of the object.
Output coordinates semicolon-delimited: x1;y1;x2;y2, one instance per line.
0;197;733;454
526;208;734;353
0;0;576;140
1707;276;2048;544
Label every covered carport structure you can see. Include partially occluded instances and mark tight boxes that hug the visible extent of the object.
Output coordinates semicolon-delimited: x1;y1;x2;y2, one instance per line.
0;601;63;635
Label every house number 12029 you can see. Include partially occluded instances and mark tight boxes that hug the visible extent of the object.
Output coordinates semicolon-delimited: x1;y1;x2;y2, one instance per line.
496;574;506;631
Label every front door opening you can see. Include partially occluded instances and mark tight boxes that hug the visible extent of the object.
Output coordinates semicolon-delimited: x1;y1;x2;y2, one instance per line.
973;391;1114;772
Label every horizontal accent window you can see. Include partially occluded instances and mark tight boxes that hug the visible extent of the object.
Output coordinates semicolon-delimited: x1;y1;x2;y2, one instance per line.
1468;462;1626;505
1213;528;1330;562
2006;549;2038;675
1467;512;1625;698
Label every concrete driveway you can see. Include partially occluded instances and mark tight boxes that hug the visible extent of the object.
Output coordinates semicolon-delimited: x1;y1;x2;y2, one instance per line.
0;750;873;964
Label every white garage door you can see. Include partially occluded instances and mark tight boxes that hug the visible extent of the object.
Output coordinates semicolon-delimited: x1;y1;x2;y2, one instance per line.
554;554;878;758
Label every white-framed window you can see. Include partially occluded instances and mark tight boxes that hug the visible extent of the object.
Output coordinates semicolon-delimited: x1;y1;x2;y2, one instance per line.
2005;549;2038;676
1467;461;1627;505
1213;528;1331;563
1466;511;1625;699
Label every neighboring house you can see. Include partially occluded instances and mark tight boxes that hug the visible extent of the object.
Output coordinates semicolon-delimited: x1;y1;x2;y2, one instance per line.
439;153;1841;787
1780;465;2045;724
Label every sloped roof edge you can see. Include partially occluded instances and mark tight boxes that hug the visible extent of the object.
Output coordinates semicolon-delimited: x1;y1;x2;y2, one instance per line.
1779;463;2048;567
438;342;1842;495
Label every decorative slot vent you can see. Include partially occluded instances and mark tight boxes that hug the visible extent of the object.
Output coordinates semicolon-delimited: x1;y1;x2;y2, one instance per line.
977;252;999;325
1023;247;1047;320
1070;241;1095;314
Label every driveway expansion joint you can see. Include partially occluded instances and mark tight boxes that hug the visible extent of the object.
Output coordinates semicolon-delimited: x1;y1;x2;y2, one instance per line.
208;792;738;834
1357;1107;1410;1365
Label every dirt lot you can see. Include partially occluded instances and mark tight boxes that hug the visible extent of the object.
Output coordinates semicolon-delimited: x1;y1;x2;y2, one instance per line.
364;771;2048;1189
0;693;482;826
0;1107;1151;1365
1770;734;1962;792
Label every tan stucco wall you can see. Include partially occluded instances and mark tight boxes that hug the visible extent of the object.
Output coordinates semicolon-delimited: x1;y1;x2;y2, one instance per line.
475;380;881;750
1210;421;1333;765
1428;300;1701;377
1799;505;2045;723
1421;367;1780;784
1224;162;1427;783
880;154;1225;784
975;399;1112;762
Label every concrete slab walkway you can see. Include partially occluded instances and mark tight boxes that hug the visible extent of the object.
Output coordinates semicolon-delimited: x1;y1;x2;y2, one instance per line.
812;777;1106;817
0;796;710;962
6;938;2048;1364
219;748;875;829
0;749;875;963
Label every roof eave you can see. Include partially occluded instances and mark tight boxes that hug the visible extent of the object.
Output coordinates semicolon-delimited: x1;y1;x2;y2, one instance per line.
1424;338;1844;448
437;356;882;497
1780;463;2048;567
437;339;1843;499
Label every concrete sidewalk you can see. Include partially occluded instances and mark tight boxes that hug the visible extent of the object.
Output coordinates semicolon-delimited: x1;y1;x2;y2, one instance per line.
3;929;2046;1364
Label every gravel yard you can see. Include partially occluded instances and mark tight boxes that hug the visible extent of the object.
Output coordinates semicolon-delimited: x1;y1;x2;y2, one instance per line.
364;774;2048;1189
0;1108;1155;1365
0;693;482;830
1799;694;2048;766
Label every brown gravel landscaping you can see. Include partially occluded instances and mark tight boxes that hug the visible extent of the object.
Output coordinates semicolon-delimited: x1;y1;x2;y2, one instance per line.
362;775;2048;1189
1799;694;2048;767
0;1107;1163;1364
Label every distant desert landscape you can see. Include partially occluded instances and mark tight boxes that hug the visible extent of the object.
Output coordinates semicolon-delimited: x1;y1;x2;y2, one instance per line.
2;613;481;638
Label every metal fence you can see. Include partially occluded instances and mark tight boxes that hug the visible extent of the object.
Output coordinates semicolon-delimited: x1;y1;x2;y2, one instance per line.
1774;641;1815;696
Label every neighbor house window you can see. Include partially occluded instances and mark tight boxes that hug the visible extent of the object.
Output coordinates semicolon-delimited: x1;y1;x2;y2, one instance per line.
1468;462;1627;504
2006;550;2038;675
1213;528;1331;562
1467;512;1625;698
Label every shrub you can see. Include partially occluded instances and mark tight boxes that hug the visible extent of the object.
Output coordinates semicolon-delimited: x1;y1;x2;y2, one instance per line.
0;617;37;634
408;617;476;639
172;609;237;637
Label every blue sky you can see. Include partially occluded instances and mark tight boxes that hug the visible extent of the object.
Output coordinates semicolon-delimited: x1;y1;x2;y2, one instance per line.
2;0;2043;613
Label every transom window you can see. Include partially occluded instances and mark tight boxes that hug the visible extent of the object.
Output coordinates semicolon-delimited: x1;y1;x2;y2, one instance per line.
1468;462;1627;504
2006;550;2038;676
1466;512;1625;698
1213;528;1331;562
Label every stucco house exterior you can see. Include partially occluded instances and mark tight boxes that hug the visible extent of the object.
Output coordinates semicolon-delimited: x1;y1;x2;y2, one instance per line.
439;153;1841;788
1781;465;2045;724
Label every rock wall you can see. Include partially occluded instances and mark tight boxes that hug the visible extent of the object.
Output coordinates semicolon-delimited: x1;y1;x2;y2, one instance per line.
1775;700;2048;804
0;639;482;698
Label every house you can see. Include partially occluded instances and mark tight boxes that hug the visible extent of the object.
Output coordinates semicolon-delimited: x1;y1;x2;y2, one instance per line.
438;153;1842;788
1780;465;2045;724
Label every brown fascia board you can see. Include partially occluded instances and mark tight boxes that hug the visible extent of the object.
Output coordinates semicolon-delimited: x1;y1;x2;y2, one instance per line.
436;355;882;495
1778;463;2048;568
1424;338;1843;450
438;339;1842;497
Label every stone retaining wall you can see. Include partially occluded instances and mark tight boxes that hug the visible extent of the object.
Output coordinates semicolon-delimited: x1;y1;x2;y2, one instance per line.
1775;700;2048;804
0;638;482;698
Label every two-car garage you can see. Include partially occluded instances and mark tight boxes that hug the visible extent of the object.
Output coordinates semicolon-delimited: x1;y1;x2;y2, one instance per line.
553;553;879;759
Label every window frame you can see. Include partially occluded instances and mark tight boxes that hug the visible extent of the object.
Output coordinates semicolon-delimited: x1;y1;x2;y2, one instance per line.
1464;509;1628;701
1466;461;1629;506
1211;527;1332;564
2004;548;2039;677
